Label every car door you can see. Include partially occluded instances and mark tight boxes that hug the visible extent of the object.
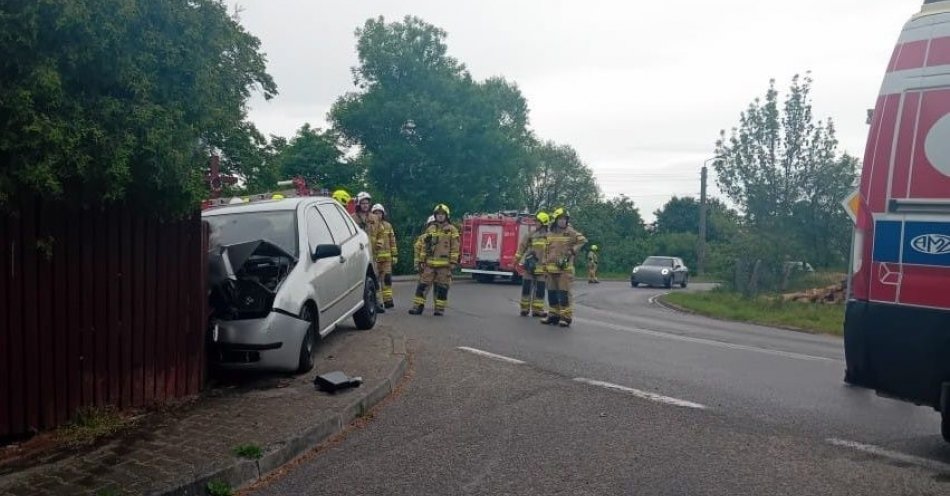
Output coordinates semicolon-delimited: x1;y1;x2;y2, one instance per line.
317;202;365;315
304;206;347;329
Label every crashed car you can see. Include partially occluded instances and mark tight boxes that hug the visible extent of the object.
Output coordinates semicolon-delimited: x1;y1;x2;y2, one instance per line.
204;196;378;373
631;256;689;289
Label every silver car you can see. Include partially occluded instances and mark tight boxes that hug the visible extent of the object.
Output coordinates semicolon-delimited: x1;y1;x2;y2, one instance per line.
203;196;378;373
631;256;689;289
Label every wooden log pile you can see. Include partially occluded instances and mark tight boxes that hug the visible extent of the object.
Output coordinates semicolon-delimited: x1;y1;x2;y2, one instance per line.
781;281;847;304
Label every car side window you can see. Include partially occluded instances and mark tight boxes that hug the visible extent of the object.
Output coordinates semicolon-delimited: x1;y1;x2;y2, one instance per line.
306;207;333;253
336;204;358;236
317;203;353;244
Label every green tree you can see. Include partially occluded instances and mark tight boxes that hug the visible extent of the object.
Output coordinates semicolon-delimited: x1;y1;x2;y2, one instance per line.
275;124;363;193
0;0;276;216
714;73;857;267
653;196;739;243
573;195;648;273
330;15;532;222
523;140;601;213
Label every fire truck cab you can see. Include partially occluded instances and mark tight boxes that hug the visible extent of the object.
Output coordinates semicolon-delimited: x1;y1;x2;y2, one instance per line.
460;212;537;283
844;0;950;442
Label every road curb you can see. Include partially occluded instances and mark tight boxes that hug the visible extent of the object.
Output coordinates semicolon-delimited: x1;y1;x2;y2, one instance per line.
152;350;410;496
652;293;695;315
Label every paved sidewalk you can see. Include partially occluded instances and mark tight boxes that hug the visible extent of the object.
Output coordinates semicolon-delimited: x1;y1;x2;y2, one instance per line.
0;326;408;496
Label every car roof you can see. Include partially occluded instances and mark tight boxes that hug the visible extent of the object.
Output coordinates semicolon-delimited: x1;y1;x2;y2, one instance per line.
202;196;329;216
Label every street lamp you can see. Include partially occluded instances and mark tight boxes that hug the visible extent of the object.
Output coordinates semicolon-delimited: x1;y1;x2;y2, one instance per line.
698;155;724;275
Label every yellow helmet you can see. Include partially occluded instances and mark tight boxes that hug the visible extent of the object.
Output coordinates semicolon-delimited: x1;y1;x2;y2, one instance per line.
433;203;451;217
553;207;569;220
332;189;351;205
591;245;599;251
271;193;285;200
535;211;550;225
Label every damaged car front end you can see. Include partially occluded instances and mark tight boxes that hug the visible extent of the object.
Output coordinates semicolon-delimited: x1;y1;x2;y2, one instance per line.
207;236;311;372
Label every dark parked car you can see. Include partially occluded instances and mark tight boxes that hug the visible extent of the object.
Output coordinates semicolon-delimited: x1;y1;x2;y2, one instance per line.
631;256;689;289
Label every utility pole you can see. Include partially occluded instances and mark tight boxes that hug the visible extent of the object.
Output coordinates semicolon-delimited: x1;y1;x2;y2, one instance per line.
698;165;708;276
698;156;720;276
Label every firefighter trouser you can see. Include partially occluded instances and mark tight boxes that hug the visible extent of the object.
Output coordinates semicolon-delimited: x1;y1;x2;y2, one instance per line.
588;263;598;282
413;266;452;312
546;271;574;322
376;260;393;305
520;271;547;314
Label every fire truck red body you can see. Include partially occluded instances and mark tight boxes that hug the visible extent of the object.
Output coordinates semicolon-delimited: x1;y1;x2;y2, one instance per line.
460;212;537;282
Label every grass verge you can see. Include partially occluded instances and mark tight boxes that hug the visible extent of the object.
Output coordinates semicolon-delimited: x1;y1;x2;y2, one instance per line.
664;290;844;336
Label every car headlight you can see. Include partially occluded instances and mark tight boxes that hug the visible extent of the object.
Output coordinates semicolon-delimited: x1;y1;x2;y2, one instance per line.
661;268;670;275
632;267;639;273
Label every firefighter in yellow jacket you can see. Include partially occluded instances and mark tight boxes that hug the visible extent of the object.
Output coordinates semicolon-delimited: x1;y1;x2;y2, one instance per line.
542;208;587;327
372;203;398;310
514;211;551;317
409;204;460;316
587;245;600;284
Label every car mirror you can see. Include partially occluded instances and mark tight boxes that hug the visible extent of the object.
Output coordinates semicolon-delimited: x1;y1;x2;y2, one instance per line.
312;244;341;261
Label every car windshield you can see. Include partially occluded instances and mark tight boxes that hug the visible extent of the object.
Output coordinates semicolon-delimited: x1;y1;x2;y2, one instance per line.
205;211;298;257
643;257;674;267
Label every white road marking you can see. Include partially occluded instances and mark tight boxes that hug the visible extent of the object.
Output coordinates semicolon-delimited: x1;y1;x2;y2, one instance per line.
575;317;838;363
573;377;707;410
826;438;950;473
457;346;526;365
647;292;670;305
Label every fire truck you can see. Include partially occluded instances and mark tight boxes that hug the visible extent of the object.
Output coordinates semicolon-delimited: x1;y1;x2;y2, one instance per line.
460;212;538;283
843;0;950;442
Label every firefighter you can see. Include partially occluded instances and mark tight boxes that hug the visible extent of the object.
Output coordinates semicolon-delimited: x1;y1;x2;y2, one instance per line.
587;245;600;284
372;203;398;310
332;189;351;206
515;211;551;317
352;191;381;239
542;207;587;327
409;204;460;316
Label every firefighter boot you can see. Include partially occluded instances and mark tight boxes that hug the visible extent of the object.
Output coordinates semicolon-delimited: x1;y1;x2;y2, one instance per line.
408;283;428;315
383;274;395;308
434;285;448;316
558;290;573;327
531;280;547;318
541;289;560;325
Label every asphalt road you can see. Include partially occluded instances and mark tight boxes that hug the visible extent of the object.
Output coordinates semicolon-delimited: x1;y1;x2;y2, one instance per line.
247;279;950;495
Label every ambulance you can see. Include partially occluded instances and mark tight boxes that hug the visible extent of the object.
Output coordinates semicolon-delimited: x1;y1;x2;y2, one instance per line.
843;0;950;442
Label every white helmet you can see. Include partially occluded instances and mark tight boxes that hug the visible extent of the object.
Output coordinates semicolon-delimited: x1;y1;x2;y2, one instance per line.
356;191;372;202
427;215;436;225
371;203;385;214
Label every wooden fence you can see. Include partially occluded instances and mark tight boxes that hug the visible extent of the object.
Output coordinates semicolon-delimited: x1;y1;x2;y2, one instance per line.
0;199;208;437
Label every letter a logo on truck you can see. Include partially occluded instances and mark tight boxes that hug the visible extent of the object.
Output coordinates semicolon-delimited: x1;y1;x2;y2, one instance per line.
911;233;950;255
481;232;498;251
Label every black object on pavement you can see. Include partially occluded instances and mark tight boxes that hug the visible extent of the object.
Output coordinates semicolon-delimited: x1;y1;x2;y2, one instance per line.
314;371;363;393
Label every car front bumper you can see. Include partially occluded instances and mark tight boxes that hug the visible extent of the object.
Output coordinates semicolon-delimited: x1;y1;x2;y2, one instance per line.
209;311;311;372
631;271;671;286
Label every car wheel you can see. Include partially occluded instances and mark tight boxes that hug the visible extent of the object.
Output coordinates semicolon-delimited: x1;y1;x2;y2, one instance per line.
631;279;638;288
297;305;317;373
680;276;688;289
943;412;950;443
353;274;378;330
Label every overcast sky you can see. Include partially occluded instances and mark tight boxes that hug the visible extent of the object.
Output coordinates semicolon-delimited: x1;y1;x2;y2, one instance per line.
228;0;921;221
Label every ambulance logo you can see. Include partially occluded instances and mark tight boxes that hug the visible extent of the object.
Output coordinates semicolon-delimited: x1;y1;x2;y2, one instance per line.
910;234;950;255
480;232;498;251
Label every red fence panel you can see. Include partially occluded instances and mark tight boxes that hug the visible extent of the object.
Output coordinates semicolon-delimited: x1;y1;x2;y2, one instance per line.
0;200;208;438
